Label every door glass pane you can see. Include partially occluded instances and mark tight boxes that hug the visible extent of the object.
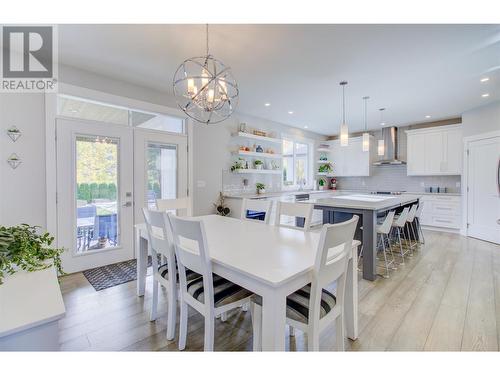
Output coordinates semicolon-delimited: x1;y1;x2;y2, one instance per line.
146;143;177;208
132;111;185;134
75;135;119;253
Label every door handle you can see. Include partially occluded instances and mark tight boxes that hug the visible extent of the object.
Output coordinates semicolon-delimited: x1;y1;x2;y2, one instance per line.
122;201;132;207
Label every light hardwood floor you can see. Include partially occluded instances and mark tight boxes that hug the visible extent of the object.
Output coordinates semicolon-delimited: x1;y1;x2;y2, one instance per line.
58;230;500;351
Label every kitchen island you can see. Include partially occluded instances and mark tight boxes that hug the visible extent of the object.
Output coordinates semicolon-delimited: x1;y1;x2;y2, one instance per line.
304;193;421;281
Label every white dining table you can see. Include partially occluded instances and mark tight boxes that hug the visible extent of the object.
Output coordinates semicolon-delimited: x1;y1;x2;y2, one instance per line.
135;214;360;351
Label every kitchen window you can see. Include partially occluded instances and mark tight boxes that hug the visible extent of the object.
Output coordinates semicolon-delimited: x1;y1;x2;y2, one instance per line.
282;139;311;188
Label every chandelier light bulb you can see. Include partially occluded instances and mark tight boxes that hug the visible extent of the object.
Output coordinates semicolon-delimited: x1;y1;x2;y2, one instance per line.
339;81;349;147
362;132;370;152
378;139;385;156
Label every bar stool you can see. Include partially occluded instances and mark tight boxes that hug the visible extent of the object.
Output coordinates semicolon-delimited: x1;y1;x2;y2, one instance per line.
390;206;410;264
414;203;425;244
377;210;397;278
358;211;397;277
405;204;419;253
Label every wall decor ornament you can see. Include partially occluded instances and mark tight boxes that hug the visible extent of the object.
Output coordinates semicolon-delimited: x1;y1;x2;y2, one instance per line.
7;153;22;169
7;126;21;142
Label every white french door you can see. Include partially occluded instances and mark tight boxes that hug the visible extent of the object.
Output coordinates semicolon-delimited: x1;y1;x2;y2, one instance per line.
133;128;188;226
56;118;134;273
467;136;500;244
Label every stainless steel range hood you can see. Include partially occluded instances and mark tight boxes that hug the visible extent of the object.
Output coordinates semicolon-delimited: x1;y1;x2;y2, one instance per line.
373;126;406;165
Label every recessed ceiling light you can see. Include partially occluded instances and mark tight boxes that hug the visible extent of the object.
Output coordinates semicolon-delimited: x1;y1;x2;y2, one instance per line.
425;115;431;119
482;93;490;98
288;111;294;114
304;125;308;129
264;103;271;107
380;122;386;126
480;77;490;83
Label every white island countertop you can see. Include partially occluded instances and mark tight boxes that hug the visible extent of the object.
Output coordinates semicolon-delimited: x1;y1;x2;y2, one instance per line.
0;267;65;338
304;193;423;211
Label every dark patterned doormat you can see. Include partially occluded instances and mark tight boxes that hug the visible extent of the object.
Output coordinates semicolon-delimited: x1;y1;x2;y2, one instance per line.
83;256;153;291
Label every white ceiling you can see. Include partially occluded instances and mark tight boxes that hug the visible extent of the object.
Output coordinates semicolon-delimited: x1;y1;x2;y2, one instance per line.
58;24;500;135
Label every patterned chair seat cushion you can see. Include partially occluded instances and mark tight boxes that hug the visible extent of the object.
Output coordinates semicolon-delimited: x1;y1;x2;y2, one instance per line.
186;274;253;307
253;284;336;324
158;264;201;283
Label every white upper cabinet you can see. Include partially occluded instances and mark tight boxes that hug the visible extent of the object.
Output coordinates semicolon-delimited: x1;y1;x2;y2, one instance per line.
328;136;376;177
406;125;462;176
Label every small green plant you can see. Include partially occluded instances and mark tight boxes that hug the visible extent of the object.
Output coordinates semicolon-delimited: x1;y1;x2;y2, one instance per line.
0;224;65;284
318;178;326;187
230;158;245;172
256;183;265;191
318;163;333;173
254;160;263;166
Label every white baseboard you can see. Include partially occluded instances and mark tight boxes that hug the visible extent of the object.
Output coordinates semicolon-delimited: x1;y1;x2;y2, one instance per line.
422;225;462;234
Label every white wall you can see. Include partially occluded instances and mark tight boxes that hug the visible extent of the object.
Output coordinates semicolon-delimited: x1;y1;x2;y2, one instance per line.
0;93;47;228
461;101;500;138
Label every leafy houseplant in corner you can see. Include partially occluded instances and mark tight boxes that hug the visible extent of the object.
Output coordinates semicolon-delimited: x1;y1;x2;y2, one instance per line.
256;183;266;194
0;224;64;284
254;160;264;170
318;162;333;174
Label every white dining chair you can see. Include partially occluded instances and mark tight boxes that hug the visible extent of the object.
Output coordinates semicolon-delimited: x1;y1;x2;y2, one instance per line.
156;197;190;216
377;210;397;278
250;215;359;351
142;208;201;341
274;201;314;231
240;198;273;224
166;214;253;351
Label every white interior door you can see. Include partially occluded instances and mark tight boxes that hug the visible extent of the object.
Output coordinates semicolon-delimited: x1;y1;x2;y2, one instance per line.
467;136;500;244
133;128;189;227
56;118;134;273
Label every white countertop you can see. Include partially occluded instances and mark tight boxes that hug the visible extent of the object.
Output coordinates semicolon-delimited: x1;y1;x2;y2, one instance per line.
224;189;460;200
304;193;422;211
0;267;65;338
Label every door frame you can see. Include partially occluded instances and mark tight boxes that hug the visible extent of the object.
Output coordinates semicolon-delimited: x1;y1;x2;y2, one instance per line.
45;83;194;248
461;129;500;237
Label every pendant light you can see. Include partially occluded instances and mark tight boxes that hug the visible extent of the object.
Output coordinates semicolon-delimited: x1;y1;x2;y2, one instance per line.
339;81;349;147
362;96;370;152
173;24;239;124
377;108;386;156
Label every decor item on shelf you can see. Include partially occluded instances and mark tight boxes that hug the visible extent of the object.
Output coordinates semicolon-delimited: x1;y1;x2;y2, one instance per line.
7;153;21;169
330;177;337;190
6;126;21;142
239;145;246;151
318;143;330;150
319;153;328;161
318;178;327;190
256;145;264;153
230;158;245;172
239;123;247;132
173;24;238;124
267;148;274;154
254;159;264;170
362;96;370;152
378;108;386;156
270;160;280;170
256;183;266;194
0;224;64;284
253;130;267;137
318;163;333;174
213;192;230;216
339;81;349;147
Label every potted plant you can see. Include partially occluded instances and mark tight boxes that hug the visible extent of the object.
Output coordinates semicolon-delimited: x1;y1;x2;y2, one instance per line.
0;224;64;284
254;160;264;170
230;158;245;172
318;178;327;190
256;183;266;194
213;192;230;216
318;162;333;174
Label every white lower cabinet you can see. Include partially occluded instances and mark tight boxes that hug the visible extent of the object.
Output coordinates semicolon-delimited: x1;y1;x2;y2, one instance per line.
419;195;462;230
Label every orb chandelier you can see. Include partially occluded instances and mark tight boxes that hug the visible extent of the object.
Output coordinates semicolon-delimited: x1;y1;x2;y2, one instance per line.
173;25;239;124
